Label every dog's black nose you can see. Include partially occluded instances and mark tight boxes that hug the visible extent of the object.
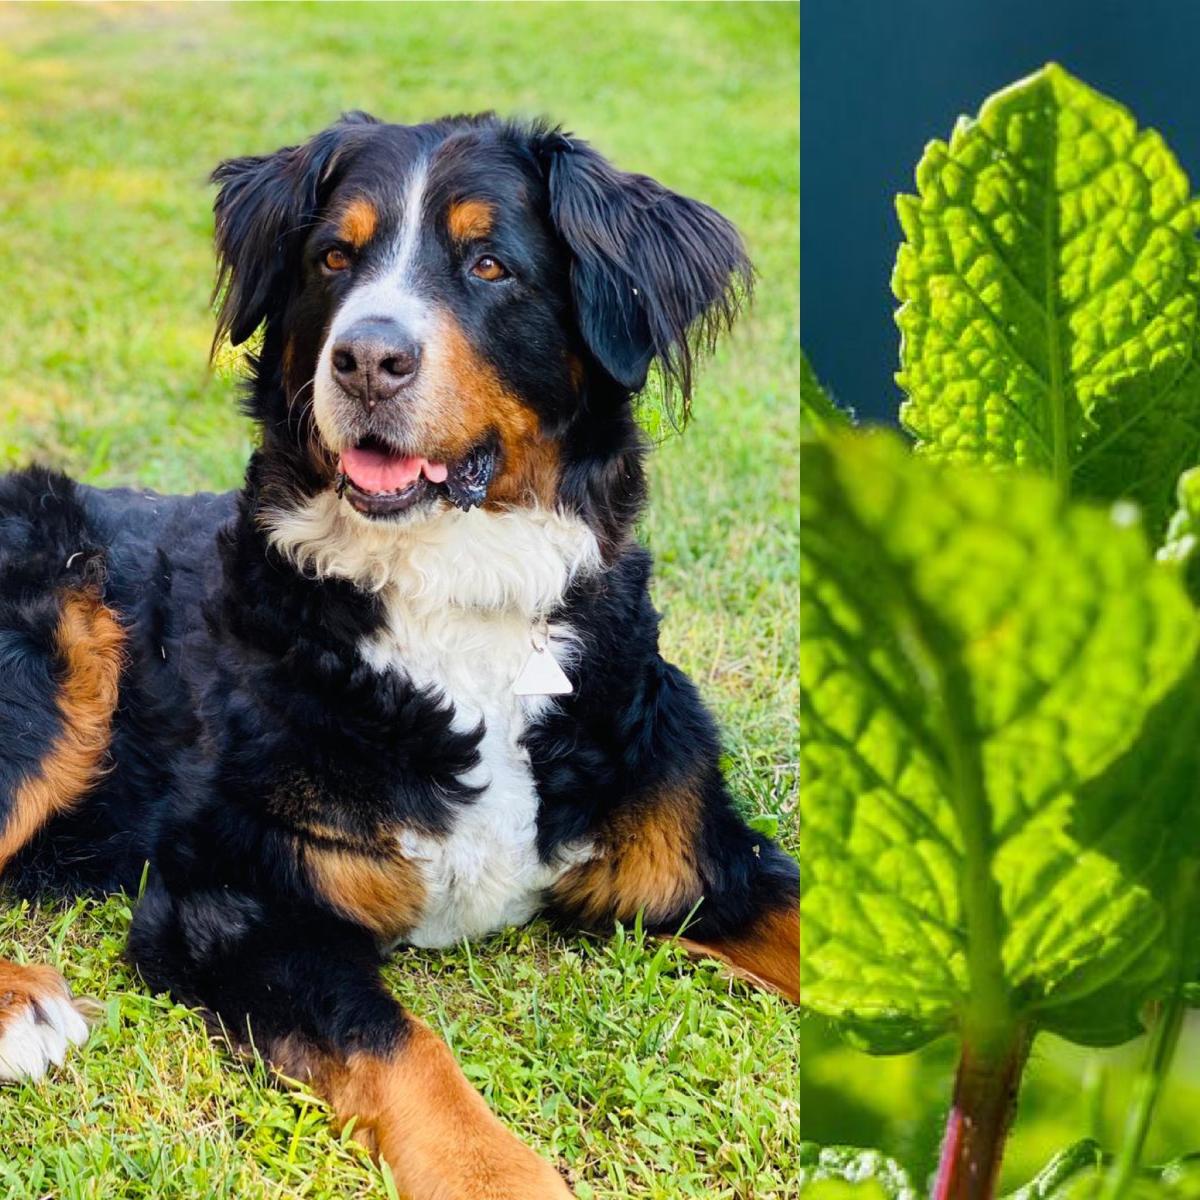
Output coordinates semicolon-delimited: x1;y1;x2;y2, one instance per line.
330;319;422;405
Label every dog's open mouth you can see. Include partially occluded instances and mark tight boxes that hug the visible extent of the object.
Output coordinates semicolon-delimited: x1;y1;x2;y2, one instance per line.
337;437;447;517
336;436;496;517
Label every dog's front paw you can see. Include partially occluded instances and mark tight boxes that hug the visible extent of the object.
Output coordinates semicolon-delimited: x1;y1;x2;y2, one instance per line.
0;961;93;1083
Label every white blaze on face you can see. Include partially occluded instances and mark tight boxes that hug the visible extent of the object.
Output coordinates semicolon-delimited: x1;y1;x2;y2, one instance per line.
313;162;434;453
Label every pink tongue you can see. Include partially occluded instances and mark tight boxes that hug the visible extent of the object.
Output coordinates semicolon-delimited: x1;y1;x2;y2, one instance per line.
340;446;448;494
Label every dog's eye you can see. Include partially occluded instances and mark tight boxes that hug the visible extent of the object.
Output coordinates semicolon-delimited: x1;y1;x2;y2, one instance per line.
323;248;351;272
471;255;508;282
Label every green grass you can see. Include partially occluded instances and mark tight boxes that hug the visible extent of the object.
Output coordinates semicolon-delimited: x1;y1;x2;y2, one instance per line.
0;4;799;1197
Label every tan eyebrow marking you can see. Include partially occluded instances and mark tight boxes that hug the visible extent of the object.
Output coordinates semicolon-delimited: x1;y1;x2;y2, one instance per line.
446;198;494;243
337;198;379;248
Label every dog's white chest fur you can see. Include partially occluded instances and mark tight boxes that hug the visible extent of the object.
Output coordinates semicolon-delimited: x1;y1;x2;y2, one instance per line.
265;497;602;948
362;606;578;948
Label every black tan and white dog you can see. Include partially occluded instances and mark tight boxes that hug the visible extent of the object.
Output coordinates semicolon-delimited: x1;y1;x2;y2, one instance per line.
0;112;798;1198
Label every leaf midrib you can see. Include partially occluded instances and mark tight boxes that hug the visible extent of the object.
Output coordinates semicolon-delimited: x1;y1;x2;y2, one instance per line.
1040;87;1070;489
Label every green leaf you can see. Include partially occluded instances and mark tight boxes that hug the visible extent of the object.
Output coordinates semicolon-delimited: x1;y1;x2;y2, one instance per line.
1069;674;1200;982
798;1143;917;1200
1160;1154;1200;1197
894;63;1200;534
801;1181;893;1200
800;432;1198;1052
1005;1140;1103;1200
802;349;853;435
1038;1153;1200;1200
1159;465;1200;604
747;813;781;839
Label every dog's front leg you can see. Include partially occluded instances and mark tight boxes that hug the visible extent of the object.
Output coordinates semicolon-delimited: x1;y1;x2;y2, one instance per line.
550;776;800;1003
128;881;571;1200
285;1016;573;1199
543;656;799;1003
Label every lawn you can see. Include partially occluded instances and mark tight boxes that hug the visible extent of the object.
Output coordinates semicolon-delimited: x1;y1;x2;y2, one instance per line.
0;3;799;1198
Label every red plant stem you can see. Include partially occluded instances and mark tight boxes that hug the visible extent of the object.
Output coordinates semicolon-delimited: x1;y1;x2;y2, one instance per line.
933;1027;1031;1200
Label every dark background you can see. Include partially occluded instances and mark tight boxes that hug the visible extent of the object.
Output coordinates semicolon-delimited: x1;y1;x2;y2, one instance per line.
801;0;1200;423
801;9;1200;1179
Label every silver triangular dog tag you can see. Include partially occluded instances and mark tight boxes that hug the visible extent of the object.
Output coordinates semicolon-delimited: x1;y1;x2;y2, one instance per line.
513;643;573;696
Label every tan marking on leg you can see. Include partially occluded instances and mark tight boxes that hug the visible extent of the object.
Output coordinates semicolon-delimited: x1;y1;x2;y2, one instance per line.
679;905;800;1003
0;590;124;868
273;1020;572;1199
447;198;495;243
305;845;425;943
552;781;703;925
337;197;378;249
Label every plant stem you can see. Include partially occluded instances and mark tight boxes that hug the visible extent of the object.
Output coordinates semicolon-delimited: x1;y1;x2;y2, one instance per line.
1099;990;1185;1200
933;1026;1031;1200
1102;858;1198;1200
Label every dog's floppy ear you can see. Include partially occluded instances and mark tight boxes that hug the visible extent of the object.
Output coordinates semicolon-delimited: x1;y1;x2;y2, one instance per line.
211;112;380;350
538;130;752;419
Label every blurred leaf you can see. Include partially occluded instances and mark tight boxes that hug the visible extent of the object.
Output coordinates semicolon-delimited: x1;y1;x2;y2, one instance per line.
1006;1139;1104;1199
1159;467;1200;604
748;813;781;838
800;432;1198;1052
1160;1153;1200;1197
802;1185;893;1200
799;1142;918;1200
1042;1151;1200;1199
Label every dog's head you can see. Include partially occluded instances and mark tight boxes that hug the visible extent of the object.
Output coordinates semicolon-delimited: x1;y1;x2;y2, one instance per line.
212;113;750;549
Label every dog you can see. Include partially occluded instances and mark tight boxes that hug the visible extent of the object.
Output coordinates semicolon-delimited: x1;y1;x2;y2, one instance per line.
0;111;799;1198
